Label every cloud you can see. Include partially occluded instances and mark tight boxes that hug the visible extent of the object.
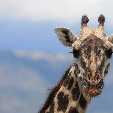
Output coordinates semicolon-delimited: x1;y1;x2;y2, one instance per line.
0;0;113;24
14;51;72;62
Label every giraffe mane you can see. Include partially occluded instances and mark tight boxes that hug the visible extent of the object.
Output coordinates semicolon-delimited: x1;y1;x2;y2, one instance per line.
39;67;71;113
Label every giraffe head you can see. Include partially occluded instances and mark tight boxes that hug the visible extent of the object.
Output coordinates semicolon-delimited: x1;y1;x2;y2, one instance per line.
55;15;113;97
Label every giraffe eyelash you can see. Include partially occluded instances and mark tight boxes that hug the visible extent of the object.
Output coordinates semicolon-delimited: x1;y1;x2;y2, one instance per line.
69;51;73;53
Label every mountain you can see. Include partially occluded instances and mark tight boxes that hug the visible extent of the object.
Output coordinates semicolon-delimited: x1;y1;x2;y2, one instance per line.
0;51;113;113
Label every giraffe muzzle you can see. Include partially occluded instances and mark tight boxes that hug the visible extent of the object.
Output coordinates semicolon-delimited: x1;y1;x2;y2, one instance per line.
86;80;104;97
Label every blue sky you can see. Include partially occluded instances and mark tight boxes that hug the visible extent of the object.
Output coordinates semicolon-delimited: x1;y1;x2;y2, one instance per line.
0;0;113;53
0;22;72;53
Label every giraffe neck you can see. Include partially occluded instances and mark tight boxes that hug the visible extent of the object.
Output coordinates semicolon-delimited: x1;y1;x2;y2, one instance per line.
39;64;91;113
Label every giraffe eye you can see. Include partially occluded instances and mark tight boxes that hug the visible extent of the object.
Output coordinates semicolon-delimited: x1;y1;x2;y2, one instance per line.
73;49;80;58
105;49;112;58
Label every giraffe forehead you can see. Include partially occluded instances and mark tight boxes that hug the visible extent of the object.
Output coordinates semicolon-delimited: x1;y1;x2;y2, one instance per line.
72;27;110;50
72;33;112;51
80;35;105;49
81;27;105;38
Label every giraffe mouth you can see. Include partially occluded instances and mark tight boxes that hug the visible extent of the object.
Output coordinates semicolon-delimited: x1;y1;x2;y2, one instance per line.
87;87;102;97
82;79;104;97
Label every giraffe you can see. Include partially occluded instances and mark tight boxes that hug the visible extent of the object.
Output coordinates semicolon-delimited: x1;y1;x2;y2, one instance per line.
39;15;113;113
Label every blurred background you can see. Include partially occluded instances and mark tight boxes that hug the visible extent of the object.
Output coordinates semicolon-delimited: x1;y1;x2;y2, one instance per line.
0;0;113;113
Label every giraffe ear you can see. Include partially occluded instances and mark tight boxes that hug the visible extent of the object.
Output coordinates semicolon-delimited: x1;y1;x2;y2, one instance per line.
54;27;77;47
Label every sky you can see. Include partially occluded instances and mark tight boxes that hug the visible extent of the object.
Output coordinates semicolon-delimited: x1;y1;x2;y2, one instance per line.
1;0;113;113
0;0;113;53
0;0;113;24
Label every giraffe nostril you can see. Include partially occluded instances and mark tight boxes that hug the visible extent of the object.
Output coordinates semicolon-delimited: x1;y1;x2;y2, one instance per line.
96;76;99;81
95;76;101;84
85;75;91;83
88;76;91;81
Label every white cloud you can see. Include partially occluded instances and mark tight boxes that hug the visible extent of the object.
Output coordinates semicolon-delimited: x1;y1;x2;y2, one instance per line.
0;0;113;24
14;51;72;62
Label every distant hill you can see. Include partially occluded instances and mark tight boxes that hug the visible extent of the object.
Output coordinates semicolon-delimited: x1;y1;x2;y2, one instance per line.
0;51;113;113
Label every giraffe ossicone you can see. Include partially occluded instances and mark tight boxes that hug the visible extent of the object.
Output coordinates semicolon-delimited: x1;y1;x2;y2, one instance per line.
39;15;113;113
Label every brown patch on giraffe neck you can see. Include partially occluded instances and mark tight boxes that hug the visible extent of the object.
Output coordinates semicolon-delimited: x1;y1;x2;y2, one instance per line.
63;76;74;90
71;82;80;101
69;107;79;113
79;94;87;109
57;91;69;112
